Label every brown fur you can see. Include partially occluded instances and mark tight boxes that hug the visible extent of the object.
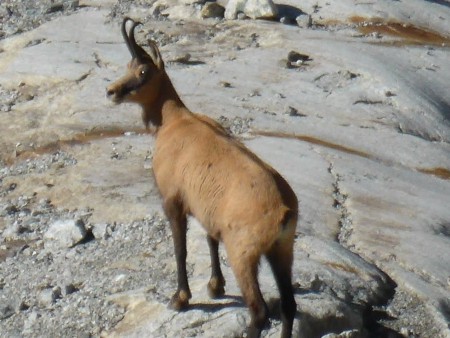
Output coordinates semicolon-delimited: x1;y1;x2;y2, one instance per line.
107;18;299;338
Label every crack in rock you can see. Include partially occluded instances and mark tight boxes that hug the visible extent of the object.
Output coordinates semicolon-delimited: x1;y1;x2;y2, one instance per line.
326;162;401;336
75;69;92;84
328;162;354;248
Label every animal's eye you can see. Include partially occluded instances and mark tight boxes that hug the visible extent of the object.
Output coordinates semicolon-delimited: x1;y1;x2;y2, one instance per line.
140;69;146;76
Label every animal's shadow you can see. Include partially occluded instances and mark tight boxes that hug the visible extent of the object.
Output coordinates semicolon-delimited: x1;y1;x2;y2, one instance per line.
188;294;245;313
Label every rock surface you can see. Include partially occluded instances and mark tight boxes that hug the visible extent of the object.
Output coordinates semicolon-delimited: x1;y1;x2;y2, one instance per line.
0;0;450;337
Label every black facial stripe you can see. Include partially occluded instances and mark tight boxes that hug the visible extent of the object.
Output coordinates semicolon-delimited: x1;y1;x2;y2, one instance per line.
120;76;147;97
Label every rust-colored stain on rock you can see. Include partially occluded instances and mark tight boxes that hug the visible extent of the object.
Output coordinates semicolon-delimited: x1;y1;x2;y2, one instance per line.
9;127;152;164
418;167;450;180
349;16;450;46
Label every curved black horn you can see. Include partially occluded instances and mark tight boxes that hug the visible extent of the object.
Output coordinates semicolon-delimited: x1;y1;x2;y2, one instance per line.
121;17;158;65
122;17;135;58
121;17;142;59
128;20;144;60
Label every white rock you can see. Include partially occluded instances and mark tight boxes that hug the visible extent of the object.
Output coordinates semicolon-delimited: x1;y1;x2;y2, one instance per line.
296;14;312;28
160;4;199;20
225;0;278;20
38;287;61;307
92;223;112;240
1;222;20;241
44;219;87;249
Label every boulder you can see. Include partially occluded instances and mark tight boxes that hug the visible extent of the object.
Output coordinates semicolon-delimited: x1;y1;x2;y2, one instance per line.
225;0;278;20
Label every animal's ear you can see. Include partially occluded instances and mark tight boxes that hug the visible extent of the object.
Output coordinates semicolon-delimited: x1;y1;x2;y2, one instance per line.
147;39;164;70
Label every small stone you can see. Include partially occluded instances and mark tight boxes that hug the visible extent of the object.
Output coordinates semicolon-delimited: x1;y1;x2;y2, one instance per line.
385;91;396;97
170;53;191;64
0;303;15;319
296;14;312;28
219;81;232;88
285;106;306;117
2;222;20;240
38;287;61;307
23;311;39;333
201;2;225;19
287;51;310;63
92;223;112;240
44;219;87;249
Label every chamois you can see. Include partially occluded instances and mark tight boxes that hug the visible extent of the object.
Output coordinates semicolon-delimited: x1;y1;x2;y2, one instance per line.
106;17;299;338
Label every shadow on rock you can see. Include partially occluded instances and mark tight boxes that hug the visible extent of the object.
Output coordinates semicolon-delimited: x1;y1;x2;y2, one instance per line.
189;295;244;313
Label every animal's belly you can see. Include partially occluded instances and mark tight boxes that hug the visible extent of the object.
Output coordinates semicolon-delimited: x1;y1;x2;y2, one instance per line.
189;202;222;241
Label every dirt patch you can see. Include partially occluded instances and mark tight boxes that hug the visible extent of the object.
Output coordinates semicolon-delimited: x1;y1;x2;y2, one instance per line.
417;167;450;180
349;16;450;46
9;127;152;165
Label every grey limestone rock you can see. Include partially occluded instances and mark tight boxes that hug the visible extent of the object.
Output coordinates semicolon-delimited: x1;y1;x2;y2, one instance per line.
44;219;87;249
225;0;278;20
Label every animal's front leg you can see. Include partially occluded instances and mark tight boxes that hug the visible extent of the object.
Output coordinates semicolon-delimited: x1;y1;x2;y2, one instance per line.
163;198;191;311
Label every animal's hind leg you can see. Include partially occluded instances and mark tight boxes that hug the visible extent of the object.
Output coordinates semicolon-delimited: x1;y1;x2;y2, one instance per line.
163;197;191;311
266;238;296;338
224;241;268;338
206;235;225;298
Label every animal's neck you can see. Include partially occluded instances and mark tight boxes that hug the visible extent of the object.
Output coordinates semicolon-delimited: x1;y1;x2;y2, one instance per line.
142;72;189;127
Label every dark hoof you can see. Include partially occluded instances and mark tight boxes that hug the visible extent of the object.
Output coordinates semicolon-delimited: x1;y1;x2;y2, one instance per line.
207;276;226;299
168;290;191;311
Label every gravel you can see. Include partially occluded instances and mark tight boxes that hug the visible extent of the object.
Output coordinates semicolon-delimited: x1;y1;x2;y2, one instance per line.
0;0;79;40
0;189;176;337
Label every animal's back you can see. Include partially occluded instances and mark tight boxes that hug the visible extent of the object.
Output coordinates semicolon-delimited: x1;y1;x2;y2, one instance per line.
153;113;297;247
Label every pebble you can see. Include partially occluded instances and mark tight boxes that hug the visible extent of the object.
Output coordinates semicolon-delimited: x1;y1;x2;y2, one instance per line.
38;287;62;307
92;223;113;240
285;106;307;117
0;303;15;319
287;51;310;63
44;219;87;249
296;14;312;28
2;222;21;240
219;81;232;88
22;311;39;334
